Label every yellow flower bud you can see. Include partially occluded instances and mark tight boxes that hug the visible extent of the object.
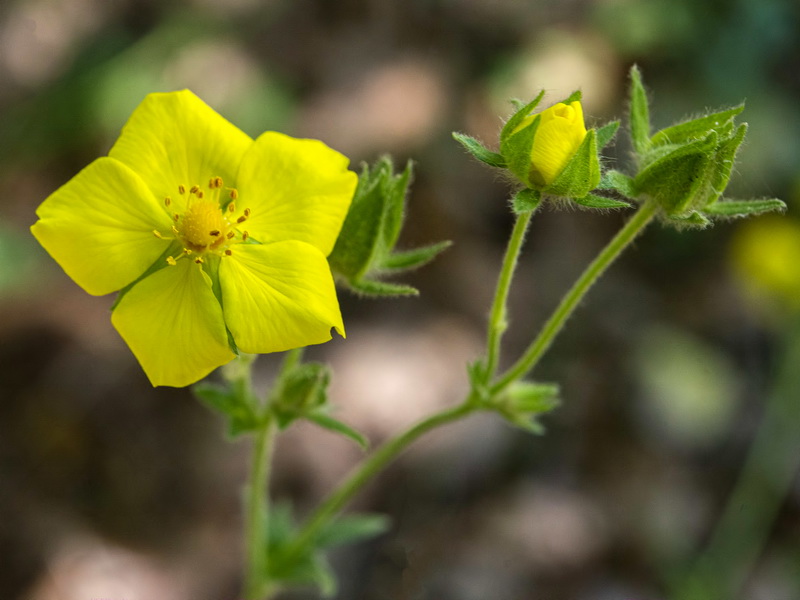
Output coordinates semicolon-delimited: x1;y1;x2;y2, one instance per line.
516;101;587;187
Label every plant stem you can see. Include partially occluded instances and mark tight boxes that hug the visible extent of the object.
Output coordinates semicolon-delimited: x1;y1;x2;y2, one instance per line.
491;199;658;394
485;209;534;380
285;401;476;561
244;417;276;600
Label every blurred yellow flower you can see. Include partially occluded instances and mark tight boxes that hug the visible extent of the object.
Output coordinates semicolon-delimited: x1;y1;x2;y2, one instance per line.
730;215;800;312
32;91;357;387
516;101;587;187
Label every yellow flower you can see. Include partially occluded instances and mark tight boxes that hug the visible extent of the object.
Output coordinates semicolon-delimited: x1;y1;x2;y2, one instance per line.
31;91;357;387
516;101;587;187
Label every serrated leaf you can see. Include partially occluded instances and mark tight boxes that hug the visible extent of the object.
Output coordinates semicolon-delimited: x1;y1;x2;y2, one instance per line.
650;104;744;147
381;241;452;272
704;198;786;218
571;193;631;209
500;89;546;143
601;170;637;198
511;188;541;214
629;65;651;155
346;278;419;297
307;413;369;449
314;513;391;548
452;132;507;168
596;120;620;150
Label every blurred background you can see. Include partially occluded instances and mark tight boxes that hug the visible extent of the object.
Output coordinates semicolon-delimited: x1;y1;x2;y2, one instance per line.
1;0;799;599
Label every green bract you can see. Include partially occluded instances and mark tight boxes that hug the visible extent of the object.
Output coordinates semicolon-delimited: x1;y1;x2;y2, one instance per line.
607;66;786;227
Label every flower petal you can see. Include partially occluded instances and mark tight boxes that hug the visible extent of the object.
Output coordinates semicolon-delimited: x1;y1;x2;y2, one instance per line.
220;241;345;354
31;157;173;296
531;102;587;186
108;90;253;212
235;132;357;256
111;259;235;387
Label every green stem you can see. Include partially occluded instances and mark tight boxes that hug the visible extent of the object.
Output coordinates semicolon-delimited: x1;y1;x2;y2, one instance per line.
285;401;476;560
485;210;534;380
491;199;658;394
244;417;277;600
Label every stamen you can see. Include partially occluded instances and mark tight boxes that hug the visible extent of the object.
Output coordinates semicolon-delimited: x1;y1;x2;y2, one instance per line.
166;256;177;266
190;185;200;195
153;230;164;239
212;176;224;188
171;226;180;236
242;231;249;241
178;185;186;195
230;189;239;200
228;202;236;213
164;196;171;207
196;191;204;199
209;230;220;237
173;214;180;222
244;208;251;218
224;249;232;256
194;257;204;264
226;231;235;239
236;215;247;224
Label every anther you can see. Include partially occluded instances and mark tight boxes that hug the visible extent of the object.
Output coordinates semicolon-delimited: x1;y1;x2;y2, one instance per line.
197;191;204;199
242;231;249;241
153;230;164;239
226;231;235;239
194;257;204;264
236;215;247;224
171;226;180;236
209;230;220;237
164;196;171;207
190;185;200;194
228;202;236;213
244;208;251;218
230;189;239;200
178;185;186;195
173;214;180;222
214;176;223;188
166;256;177;266
224;249;232;256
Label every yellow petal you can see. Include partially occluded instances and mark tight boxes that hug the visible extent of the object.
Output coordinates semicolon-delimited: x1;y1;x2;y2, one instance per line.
111;259;235;387
530;102;587;186
235;132;357;256
219;241;345;354
31;157;173;296
108;90;253;212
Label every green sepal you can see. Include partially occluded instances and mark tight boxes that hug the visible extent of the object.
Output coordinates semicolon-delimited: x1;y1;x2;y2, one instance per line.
314;513;391;548
306;413;369;449
601;170;637;198
667;211;712;229
545;128;601;198
500;111;541;188
571;193;631;210
633;132;717;215
452;132;507;168
494;381;560;434
629;65;651;155
466;359;491;398
705;123;747;206
596;120;620;150
346;278;419;297
272;361;331;428
380;241;453;272
511;188;542;214
500;89;546;143
193;381;262;438
704;198;787;218
650;104;744;147
329;157;448;298
563;89;583;104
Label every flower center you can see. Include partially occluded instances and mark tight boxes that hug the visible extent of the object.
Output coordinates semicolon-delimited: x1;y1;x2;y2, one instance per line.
153;176;251;266
179;200;228;251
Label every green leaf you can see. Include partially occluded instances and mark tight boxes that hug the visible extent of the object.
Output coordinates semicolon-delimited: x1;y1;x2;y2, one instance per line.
704;198;786;218
650;104;744;147
629;65;651;155
346;278;419;297
596;120;620;150
193;382;262;438
511;188;541;214
307;413;369;449
601;170;637;198
571;193;631;210
314;513;391;548
500;89;545;143
667;211;712;229
452;132;507;168
381;241;452;272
